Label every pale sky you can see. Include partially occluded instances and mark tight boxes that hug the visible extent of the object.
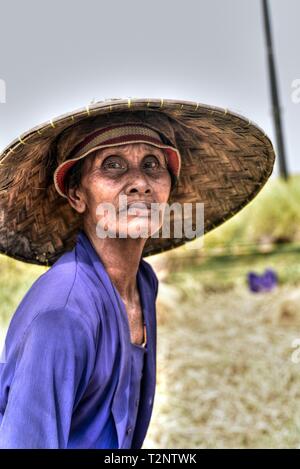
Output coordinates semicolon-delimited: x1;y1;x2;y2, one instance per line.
0;0;299;175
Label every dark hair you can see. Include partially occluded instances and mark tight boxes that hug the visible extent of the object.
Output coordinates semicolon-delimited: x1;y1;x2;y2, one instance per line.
169;173;178;194
64;157;86;196
64;152;178;197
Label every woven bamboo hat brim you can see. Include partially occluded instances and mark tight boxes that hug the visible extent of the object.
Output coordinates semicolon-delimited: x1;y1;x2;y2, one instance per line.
0;98;276;266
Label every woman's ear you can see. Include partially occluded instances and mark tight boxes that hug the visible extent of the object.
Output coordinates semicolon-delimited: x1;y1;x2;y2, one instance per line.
66;186;87;214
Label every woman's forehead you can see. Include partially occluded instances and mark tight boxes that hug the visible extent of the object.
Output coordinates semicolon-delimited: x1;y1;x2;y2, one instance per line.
93;142;165;160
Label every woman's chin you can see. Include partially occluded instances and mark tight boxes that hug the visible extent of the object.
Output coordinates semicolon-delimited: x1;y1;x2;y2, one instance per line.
117;219;161;239
95;219;162;239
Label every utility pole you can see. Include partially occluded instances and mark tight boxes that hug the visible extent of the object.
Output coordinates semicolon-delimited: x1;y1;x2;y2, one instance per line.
261;0;289;180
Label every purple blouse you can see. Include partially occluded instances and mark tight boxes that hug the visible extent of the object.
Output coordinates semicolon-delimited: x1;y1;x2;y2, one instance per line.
0;229;158;448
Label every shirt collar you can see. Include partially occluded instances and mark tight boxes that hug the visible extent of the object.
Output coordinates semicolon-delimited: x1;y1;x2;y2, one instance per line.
75;228;148;319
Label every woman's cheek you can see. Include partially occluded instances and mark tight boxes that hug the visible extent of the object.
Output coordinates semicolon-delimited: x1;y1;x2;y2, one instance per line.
156;174;172;199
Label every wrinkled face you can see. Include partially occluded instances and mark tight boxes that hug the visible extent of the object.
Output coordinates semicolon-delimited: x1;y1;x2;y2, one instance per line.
67;142;172;239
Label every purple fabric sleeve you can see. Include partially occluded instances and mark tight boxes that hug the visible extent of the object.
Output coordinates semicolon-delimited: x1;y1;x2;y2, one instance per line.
0;308;94;449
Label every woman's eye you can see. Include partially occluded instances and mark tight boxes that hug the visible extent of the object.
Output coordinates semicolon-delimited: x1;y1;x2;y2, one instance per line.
144;155;161;169
102;156;126;170
106;162;121;168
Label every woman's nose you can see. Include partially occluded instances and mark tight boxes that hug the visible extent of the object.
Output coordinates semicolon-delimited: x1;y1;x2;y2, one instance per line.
124;168;152;195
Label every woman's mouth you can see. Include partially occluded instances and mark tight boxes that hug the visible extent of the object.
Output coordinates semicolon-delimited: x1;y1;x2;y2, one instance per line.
119;201;153;216
127;203;151;217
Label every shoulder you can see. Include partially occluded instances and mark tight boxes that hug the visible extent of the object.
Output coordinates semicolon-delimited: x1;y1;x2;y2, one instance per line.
15;249;79;315
19;306;96;354
5;249;101;353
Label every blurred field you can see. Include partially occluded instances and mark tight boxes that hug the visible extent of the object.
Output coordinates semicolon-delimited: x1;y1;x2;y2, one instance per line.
0;174;299;448
144;274;300;449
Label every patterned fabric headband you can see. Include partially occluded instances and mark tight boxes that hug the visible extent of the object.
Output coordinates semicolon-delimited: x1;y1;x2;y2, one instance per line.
54;123;181;198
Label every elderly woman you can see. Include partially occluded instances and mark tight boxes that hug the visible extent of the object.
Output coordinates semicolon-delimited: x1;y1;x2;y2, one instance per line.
0;98;275;449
